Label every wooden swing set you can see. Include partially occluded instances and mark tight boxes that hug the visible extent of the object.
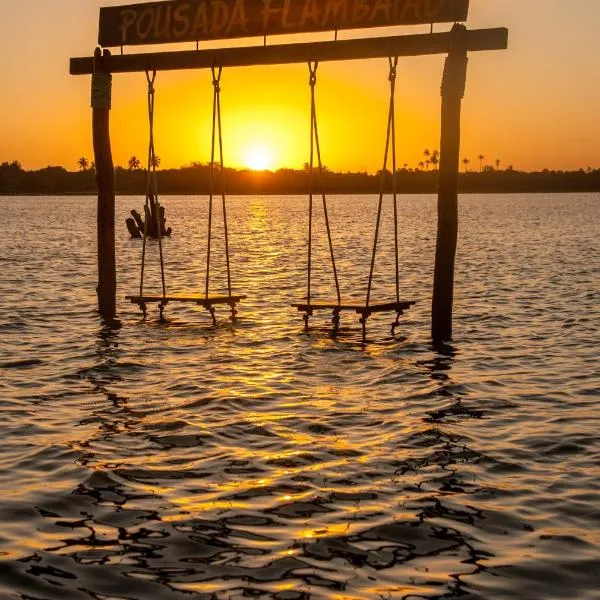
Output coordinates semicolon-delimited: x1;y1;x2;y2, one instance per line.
70;0;508;341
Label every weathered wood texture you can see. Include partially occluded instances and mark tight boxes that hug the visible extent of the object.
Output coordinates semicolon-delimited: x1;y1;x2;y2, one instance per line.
292;300;416;314
92;50;117;319
71;27;507;75
431;23;466;341
99;0;469;47
126;294;246;305
126;217;143;238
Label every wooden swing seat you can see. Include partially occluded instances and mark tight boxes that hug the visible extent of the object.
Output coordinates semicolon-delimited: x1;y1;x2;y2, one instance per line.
126;294;246;307
126;294;246;322
292;299;415;315
292;298;416;336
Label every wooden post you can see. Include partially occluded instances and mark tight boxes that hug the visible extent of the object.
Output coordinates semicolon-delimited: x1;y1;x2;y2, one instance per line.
92;48;116;319
432;24;468;342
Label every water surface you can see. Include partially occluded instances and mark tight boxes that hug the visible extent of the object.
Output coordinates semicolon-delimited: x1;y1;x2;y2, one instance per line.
0;193;598;599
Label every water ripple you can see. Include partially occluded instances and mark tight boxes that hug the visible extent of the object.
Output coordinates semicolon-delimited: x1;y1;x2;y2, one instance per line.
0;194;598;599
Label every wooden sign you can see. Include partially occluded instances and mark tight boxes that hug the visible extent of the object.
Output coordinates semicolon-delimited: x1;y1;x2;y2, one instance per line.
99;0;469;47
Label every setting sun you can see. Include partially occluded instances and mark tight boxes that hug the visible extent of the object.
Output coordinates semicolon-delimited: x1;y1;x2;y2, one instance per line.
243;144;275;171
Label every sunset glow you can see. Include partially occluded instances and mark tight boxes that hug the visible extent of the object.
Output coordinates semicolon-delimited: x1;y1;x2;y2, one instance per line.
242;144;275;171
0;1;599;172
1;2;599;599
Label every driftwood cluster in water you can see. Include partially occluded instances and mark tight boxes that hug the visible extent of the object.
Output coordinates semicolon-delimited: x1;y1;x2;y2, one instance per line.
126;199;172;239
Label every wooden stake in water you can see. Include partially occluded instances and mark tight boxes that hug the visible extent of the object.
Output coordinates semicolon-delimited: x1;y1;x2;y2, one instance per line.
92;48;116;319
432;24;468;342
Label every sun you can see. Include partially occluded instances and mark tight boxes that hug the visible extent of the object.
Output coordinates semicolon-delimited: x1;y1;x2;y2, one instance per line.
243;145;274;171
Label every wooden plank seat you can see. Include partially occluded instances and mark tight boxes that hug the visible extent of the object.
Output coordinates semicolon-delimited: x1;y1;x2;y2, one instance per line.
126;294;246;322
291;299;416;336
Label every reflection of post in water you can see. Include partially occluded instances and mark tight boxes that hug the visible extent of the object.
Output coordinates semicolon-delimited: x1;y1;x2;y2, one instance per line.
411;341;490;591
94;317;122;381
86;317;136;429
420;343;483;418
421;341;457;390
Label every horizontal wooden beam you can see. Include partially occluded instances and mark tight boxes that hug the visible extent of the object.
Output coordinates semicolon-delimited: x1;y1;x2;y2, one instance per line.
70;27;508;75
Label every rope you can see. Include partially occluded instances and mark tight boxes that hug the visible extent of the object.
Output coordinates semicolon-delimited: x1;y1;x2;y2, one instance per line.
366;57;400;307
205;65;232;299
307;64;315;305
206;66;232;299
215;68;233;297
206;67;218;298
307;61;341;305
139;69;167;299
390;59;400;304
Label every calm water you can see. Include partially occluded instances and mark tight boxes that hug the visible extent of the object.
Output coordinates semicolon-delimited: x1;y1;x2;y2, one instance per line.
0;193;598;600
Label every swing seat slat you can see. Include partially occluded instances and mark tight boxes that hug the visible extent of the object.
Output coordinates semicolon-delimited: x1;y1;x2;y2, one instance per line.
127;294;246;307
291;299;416;315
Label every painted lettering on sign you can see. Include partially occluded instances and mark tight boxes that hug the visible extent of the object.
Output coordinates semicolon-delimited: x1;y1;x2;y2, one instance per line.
99;0;469;46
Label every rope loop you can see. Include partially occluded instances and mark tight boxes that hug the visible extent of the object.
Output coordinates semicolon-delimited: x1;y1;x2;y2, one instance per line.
145;69;157;95
308;61;318;88
388;56;398;83
211;65;223;93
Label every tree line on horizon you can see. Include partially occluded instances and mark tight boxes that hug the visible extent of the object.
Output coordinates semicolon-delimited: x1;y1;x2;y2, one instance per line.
2;158;600;196
82;148;505;175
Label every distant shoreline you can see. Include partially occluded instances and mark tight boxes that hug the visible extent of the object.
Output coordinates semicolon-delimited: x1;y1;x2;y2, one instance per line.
3;190;600;197
1;162;599;196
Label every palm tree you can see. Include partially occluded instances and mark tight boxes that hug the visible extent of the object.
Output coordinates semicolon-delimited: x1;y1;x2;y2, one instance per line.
478;154;485;173
418;161;425;171
151;154;161;169
462;157;470;172
423;148;431;169
128;155;141;170
430;149;440;170
495;159;501;171
78;157;89;171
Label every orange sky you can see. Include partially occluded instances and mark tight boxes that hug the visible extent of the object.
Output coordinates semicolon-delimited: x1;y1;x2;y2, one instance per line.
0;0;599;173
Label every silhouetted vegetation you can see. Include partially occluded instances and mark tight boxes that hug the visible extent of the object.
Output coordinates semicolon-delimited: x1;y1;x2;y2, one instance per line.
1;160;599;196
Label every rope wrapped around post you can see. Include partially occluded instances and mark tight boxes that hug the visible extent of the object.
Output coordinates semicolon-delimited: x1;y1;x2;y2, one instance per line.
91;72;112;110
